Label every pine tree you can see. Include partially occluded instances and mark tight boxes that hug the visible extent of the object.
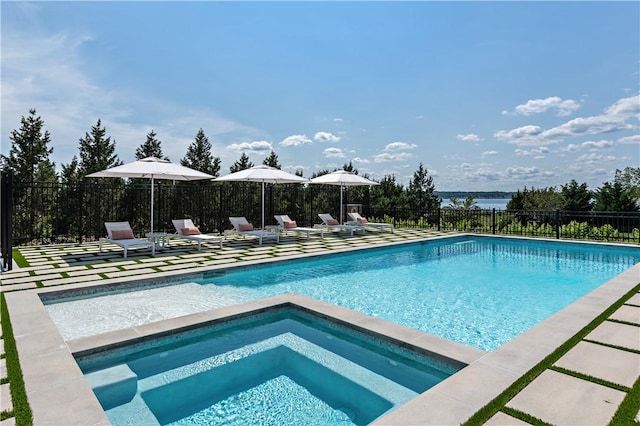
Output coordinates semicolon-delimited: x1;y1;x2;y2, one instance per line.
230;153;254;172
77;119;122;177
262;151;281;169
181;129;221;177
407;163;439;211
593;181;639;212
561;180;592;211
135;130;168;160
2;108;57;184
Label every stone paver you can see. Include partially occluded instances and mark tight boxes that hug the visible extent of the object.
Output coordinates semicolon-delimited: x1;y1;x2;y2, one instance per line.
609;305;640;324
484;412;529;425
586;321;640;351
506;370;626;425
554;341;640;388
0;382;12;412
41;276;104;287
0;416;16;426
625;292;640;306
0;358;6;379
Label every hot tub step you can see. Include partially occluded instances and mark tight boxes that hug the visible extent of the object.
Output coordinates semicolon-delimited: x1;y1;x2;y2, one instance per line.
85;364;138;410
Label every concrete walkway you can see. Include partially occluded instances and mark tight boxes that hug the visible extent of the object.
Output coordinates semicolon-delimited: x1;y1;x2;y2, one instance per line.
0;229;638;425
490;293;640;425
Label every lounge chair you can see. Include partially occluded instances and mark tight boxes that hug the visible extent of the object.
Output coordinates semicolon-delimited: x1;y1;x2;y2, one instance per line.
347;212;394;233
171;219;223;251
100;221;154;258
274;215;324;240
229;217;279;245
317;213;365;237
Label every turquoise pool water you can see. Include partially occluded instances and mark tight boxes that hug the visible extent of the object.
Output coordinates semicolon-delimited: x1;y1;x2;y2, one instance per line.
46;236;640;351
78;308;457;426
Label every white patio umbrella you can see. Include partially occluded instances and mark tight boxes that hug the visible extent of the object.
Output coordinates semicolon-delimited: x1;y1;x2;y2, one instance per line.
213;165;307;229
86;157;214;233
309;170;379;223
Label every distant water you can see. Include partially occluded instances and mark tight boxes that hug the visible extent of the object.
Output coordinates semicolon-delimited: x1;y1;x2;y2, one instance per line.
441;198;510;210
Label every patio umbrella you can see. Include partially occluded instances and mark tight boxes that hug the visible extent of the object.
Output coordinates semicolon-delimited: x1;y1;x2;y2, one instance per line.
213;165;307;229
86;157;214;233
309;170;379;223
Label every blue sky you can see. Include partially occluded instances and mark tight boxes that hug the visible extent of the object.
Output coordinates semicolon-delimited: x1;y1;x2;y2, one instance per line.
2;1;638;191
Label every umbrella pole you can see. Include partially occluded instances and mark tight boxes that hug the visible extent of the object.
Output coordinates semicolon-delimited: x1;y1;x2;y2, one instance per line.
261;181;265;229
340;184;344;223
150;176;154;233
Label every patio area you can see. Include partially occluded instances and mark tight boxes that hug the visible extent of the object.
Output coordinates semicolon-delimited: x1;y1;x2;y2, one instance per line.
0;229;638;425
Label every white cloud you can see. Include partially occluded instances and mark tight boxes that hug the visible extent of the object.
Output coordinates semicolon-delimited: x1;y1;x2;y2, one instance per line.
226;140;273;154
333;118;344;122
323;147;345;158
384;142;417;151
495;95;638;147
503;96;581;117
352;157;370;164
581;140;613;149
475;168;502;180
280;134;312;147
618;134;640;144
373;152;413;163
314;131;341;143
604;94;640;117
514;147;549;157
481;150;498;157
541;115;634;140
505;166;540;177
494;125;543;143
457;133;482;142
576;153;618;164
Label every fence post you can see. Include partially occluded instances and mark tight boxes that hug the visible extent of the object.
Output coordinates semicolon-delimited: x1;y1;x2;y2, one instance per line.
437;208;441;231
555;209;560;239
492;208;496;235
1;170;14;271
77;183;84;243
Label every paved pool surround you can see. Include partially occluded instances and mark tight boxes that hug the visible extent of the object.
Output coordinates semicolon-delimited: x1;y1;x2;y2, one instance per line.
3;234;640;425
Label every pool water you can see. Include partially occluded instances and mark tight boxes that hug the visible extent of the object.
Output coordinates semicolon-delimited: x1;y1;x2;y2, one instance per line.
78;309;456;426
46;236;640;351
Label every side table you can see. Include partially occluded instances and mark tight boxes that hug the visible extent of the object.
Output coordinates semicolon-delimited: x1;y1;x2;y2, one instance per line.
146;232;168;254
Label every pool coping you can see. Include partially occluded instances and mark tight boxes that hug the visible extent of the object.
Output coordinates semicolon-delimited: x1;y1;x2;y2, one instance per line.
4;235;640;425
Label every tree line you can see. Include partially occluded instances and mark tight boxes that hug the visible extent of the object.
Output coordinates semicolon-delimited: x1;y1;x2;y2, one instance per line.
1;109;639;214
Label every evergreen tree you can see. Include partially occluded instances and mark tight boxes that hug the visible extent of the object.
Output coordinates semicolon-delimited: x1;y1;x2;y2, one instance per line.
342;161;356;173
561;180;592;211
60;156;81;184
230;152;254;172
593;181;639;212
76;119;122;177
614;167;640;200
262;150;281;169
2;109;57;242
506;187;563;210
181;129;221;177
407;163;440;211
135;130;168;160
370;175;407;209
2;108;57;184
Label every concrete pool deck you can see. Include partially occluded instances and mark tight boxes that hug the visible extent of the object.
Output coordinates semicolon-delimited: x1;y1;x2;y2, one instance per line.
0;229;639;425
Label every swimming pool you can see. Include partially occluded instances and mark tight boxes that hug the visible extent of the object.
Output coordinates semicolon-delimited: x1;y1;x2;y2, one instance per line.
44;235;640;351
76;306;460;426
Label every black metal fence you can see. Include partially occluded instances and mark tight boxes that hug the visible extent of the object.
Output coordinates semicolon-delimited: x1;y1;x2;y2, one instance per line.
2;180;640;251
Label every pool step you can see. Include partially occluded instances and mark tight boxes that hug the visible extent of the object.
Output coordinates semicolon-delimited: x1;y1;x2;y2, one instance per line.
85;364;138;410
